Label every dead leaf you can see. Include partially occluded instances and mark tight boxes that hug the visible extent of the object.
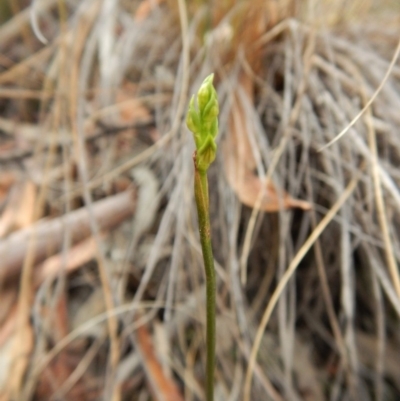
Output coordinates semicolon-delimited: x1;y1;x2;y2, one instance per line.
224;72;311;212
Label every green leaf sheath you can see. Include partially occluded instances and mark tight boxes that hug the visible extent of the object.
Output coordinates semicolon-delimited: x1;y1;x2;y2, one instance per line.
194;161;216;401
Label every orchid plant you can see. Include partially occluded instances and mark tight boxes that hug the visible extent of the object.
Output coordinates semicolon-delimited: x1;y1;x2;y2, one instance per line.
186;74;219;401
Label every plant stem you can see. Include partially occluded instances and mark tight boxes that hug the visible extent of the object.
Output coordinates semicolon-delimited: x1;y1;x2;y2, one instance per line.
193;152;216;401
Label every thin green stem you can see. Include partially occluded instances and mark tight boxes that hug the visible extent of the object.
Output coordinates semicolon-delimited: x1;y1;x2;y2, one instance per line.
187;73;218;400
193;152;216;401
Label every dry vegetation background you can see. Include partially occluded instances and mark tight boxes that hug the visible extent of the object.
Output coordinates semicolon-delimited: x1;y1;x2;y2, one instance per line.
1;0;400;400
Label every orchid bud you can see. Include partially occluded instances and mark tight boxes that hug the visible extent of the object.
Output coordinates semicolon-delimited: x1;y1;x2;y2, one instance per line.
197;74;214;112
186;74;219;173
186;96;200;135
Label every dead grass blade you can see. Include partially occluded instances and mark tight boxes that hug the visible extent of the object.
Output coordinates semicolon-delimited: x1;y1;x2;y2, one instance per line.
319;35;400;151
244;173;360;401
364;88;400;298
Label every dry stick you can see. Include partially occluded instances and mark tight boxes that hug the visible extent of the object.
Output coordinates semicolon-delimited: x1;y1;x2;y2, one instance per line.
35;235;100;285
0;88;54;99
318;34;400;151
243;174;360;401
0;190;135;279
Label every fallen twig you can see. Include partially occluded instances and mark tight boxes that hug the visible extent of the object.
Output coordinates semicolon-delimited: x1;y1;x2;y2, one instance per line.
0;190;136;280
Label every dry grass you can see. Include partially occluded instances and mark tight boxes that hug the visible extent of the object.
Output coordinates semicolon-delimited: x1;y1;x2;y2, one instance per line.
0;1;400;400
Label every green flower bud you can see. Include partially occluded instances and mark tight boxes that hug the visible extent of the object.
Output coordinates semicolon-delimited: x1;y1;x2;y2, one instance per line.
197;74;214;113
197;134;217;172
186;96;200;135
186;74;219;172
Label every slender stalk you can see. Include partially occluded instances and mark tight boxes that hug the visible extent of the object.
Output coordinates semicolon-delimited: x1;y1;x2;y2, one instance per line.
193;153;216;401
186;73;219;401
